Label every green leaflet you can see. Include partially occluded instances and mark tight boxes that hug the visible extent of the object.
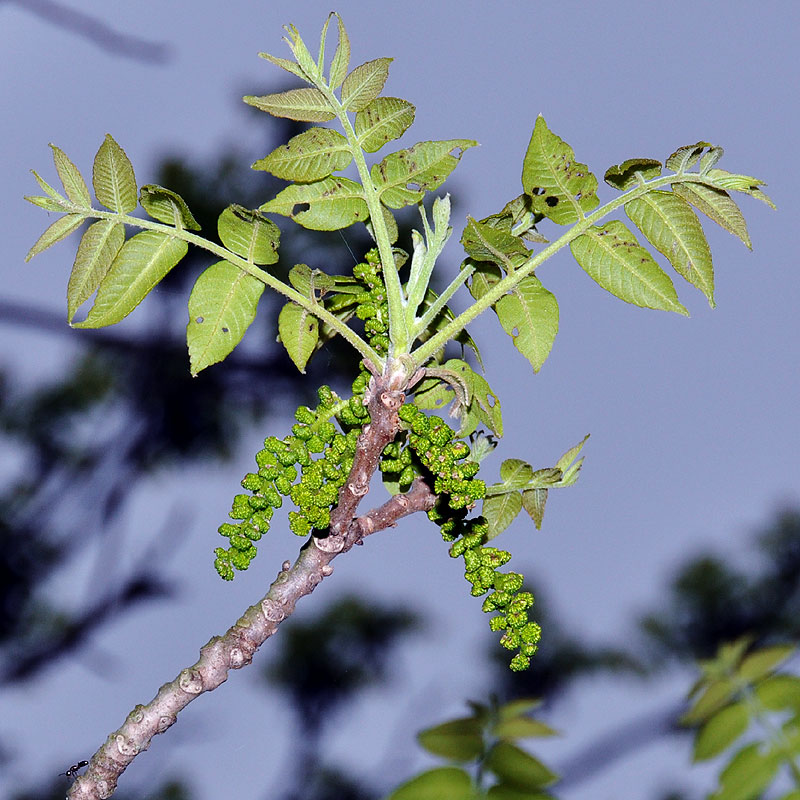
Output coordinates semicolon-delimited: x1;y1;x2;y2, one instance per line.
711;742;780;800
604;158;663;190
341;57;392;111
499;459;535;489
93;134;137;213
355;97;415;153
73;230;187;328
466;260;502;302
483;489;523;541
625;190;715;306
261;176;368;230
495;275;559;373
387;767;473;800
737;644;795;682
257;51;309;82
140;184;200;230
417;717;484;761
67;220;125;321
217;205;280;264
485;741;559;790
244;87;336;122
30;169;68;204
278;301;319;372
326;13;350;89
570;220;688;315
372;139;478;209
666;141;715;172
187;260;265;375
24;213;84;261
522;115;599;225
25;195;70;213
288;263;335;296
673;183;751;250
461;217;529;272
521;488;548;531
49;144;91;208
253;127;351;182
693;702;749;762
702;168;775;208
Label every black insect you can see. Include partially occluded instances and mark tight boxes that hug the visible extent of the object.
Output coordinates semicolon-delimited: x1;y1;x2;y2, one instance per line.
59;760;89;778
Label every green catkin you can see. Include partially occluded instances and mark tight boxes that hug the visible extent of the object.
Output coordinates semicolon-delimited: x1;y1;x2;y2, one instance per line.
214;249;389;581
387;401;540;670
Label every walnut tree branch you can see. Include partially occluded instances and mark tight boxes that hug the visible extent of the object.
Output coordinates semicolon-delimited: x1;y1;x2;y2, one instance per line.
67;375;435;800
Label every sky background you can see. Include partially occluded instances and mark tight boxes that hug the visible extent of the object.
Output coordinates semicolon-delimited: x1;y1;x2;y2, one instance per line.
1;1;798;799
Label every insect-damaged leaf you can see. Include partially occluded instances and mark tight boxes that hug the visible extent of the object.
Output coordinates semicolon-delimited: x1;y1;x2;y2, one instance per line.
372;139;477;209
93;134;137;213
67;219;124;321
140;184;200;230
522;115;599;224
73;230;187;328
626;190;715;306
461;217;529;273
570;220;688;315
604;158;663;191
187;260;265;375
244;88;336;122
278;301;319;372
495;275;559;373
253;127;352;182
260;177;368;230
355;97;415;153
341;57;392;111
218;205;280;264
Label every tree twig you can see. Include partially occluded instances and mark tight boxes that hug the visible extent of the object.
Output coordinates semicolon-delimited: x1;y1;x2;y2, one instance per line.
67;375;435;800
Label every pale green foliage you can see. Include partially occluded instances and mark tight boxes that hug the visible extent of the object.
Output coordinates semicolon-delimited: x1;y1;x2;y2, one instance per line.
390;698;558;799
682;638;800;800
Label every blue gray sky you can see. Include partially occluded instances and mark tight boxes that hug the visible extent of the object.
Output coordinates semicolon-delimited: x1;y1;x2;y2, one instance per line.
2;2;798;799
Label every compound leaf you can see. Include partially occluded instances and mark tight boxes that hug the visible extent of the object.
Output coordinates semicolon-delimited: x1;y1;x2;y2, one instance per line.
140;184;200;230
570;220;688;315
187;260;265;375
244;88;336;122
49;143;91;207
355;97;415;153
522;115;598;224
495;275;559;373
341;57;392;111
372;139;477;209
24;213;84;261
73;230;187;328
626;190;714;306
93;134;137;213
261;177;368;230
278;300;318;372
673;183;751;249
67;219;125;320
253;127;351;182
218;205;280;264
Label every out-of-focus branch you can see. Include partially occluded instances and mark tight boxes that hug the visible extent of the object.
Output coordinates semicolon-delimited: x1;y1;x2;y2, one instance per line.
68;375;436;800
7;0;170;63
